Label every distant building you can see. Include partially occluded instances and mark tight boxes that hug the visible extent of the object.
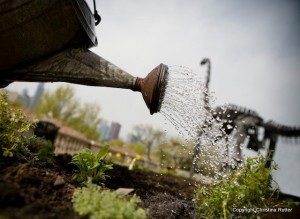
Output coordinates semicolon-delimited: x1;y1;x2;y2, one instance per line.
30;83;44;111
110;122;121;140
19;89;31;108
99;121;111;141
99;121;122;141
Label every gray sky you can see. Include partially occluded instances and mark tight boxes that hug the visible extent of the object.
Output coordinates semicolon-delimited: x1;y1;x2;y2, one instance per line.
6;0;300;194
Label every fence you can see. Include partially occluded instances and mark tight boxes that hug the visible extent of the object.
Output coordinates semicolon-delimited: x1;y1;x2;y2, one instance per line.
35;118;157;169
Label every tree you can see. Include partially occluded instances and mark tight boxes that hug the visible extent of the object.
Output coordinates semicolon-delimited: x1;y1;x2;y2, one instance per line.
34;85;101;140
35;86;78;120
67;102;101;140
131;125;164;161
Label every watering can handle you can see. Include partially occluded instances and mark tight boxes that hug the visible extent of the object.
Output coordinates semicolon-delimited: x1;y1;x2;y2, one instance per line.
93;0;101;25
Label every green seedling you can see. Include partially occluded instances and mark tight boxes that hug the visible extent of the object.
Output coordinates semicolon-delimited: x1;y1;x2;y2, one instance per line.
194;154;281;219
70;145;113;184
72;182;146;219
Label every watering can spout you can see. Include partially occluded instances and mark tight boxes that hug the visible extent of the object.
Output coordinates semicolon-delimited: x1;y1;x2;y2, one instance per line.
3;48;169;115
133;64;168;114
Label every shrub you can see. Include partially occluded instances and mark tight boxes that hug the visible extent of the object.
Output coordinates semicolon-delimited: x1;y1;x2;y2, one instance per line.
194;154;280;219
72;182;146;219
70;145;113;184
0;91;35;159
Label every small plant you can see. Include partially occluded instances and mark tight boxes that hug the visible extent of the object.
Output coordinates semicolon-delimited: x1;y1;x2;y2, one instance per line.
72;182;147;219
70;145;113;184
29;137;56;164
194;154;280;219
0;91;35;159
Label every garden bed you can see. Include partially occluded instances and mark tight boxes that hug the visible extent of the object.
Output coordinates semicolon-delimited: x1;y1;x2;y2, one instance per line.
0;154;197;219
0;154;299;219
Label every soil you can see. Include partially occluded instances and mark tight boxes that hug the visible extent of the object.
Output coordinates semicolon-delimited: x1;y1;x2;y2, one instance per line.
0;155;299;219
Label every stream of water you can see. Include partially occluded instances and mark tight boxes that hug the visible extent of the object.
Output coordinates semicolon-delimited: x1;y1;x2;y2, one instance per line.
159;66;238;178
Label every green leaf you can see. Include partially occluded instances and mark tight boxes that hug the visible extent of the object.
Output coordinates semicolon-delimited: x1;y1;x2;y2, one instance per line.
91;162;100;169
3;149;11;157
69;146;113;184
97;145;110;160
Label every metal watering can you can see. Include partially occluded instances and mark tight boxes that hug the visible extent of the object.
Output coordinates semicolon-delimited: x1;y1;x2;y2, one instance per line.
0;0;168;114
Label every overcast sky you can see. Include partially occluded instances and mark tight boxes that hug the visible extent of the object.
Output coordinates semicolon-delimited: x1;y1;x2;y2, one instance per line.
6;0;300;195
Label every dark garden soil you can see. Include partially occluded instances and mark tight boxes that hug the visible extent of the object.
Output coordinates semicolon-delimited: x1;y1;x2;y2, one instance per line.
0;154;299;219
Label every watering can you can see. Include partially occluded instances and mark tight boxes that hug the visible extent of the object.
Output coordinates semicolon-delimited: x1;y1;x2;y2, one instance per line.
0;0;168;114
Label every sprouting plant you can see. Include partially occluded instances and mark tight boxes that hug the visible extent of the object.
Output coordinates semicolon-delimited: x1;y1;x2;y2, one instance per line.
72;181;147;219
0;91;36;159
28;137;56;164
70;145;113;184
194;154;280;219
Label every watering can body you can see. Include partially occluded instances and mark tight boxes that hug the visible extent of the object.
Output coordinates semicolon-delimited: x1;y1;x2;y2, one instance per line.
0;0;168;114
0;0;97;73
